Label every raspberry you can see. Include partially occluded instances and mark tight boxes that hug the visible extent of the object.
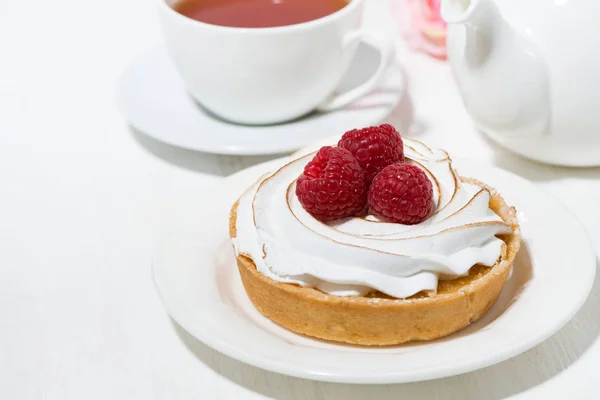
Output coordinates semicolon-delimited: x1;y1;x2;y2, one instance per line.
368;163;434;225
337;124;404;183
296;146;367;222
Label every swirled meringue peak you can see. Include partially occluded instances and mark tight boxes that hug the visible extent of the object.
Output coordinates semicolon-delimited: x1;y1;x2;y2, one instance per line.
232;138;512;299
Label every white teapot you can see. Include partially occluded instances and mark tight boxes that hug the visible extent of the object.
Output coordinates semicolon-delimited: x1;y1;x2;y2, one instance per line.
442;0;600;166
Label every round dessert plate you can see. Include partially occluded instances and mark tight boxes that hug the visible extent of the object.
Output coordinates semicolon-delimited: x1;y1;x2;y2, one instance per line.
117;46;404;156
153;158;596;384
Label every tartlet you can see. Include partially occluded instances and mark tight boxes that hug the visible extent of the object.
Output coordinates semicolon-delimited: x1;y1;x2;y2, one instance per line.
229;177;521;346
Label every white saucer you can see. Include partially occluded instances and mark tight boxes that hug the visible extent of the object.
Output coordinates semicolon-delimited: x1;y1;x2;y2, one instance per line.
117;46;404;155
153;158;595;384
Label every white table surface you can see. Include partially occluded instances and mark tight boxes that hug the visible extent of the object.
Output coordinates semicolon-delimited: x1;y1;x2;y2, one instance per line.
1;0;599;398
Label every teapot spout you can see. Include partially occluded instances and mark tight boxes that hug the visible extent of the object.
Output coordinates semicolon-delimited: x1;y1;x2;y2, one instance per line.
442;0;493;25
443;0;550;139
441;0;502;66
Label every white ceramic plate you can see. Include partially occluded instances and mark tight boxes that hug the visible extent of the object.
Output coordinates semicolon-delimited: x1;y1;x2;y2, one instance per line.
117;46;404;155
153;158;596;384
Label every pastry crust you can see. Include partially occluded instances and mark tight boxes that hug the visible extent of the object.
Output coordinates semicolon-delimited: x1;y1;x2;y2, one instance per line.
229;177;521;346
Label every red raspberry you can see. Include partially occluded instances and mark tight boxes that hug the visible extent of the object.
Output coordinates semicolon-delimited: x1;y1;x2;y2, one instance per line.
368;163;433;225
337;124;404;183
296;146;367;222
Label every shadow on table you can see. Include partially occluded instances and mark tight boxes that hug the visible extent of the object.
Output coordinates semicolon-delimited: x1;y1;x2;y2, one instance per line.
128;126;281;177
384;64;427;139
481;134;600;182
171;260;600;400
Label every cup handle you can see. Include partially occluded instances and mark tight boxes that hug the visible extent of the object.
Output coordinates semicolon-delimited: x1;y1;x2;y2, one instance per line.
317;30;395;112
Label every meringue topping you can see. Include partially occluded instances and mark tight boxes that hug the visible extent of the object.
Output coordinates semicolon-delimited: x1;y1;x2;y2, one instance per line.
232;138;512;299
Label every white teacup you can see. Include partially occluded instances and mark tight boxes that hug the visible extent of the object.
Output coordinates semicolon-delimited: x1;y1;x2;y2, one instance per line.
158;0;395;125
